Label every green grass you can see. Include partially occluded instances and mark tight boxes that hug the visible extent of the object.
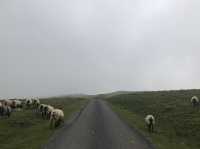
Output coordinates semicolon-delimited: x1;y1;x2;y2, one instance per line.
106;89;200;149
0;97;89;149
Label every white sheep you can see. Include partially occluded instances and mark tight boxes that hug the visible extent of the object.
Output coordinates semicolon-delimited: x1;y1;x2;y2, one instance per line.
11;100;22;109
0;102;3;116
2;105;12;117
145;115;155;133
38;104;47;118
25;98;33;108
191;96;199;107
42;105;54;119
15;100;22;108
32;98;40;108
46;105;54;119
50;109;64;128
2;99;12;107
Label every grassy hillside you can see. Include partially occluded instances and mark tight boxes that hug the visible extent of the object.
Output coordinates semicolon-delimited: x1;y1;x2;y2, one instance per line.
106;89;200;149
0;97;89;149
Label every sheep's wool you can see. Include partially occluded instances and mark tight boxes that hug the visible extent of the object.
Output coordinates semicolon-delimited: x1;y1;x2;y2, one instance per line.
145;115;155;125
191;96;199;102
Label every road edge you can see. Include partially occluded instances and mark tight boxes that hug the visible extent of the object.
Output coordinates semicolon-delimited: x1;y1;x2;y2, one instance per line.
42;101;89;149
104;100;156;149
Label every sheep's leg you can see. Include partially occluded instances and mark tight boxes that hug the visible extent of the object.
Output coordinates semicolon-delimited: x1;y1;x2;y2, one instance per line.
152;125;154;133
50;119;53;129
61;118;64;125
0;108;2;116
47;113;49;119
56;119;62;128
44;111;47;119
55;120;59;128
42;112;46;119
148;125;151;133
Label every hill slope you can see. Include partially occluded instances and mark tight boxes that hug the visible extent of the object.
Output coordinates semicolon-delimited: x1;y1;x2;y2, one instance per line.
106;89;200;149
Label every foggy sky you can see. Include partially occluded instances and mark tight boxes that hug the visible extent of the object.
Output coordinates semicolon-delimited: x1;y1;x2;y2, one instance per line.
0;0;200;98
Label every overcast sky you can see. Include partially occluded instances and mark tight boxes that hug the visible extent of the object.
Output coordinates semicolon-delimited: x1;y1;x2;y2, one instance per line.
0;0;200;98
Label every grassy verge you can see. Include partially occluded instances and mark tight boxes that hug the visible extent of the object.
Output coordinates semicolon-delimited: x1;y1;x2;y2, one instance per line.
0;97;89;149
106;90;200;149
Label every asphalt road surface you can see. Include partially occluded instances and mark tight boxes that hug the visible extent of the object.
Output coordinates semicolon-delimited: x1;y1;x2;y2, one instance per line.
44;99;155;149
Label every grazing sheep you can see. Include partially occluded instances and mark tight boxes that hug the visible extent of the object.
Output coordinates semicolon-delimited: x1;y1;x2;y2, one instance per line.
16;100;23;108
39;104;45;112
145;115;155;133
25;98;33;108
2;105;12;117
2;99;12;107
19;99;26;107
11;100;16;109
11;100;22;109
191;96;199;107
32;98;40;108
50;109;64;128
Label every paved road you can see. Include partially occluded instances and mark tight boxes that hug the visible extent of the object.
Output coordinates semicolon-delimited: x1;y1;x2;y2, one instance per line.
44;99;155;149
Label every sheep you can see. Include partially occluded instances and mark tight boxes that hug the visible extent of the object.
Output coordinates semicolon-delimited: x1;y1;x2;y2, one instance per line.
0;102;3;116
2;99;12;107
191;96;199;107
32;98;40;108
42;105;54;119
2;105;12;117
50;109;64;128
15;100;23;108
20;98;27;107
11;100;22;109
42;105;49;118
145;115;155;133
38;104;47;118
38;104;53;119
46;105;54;119
25;98;33;108
39;104;45;112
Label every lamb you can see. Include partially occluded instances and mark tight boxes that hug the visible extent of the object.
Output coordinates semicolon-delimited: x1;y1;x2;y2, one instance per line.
191;96;199;107
50;109;64;128
145;115;155;133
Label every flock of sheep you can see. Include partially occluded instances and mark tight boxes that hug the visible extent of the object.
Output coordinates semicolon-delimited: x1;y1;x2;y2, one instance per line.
1;95;199;132
144;95;199;133
0;98;64;128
